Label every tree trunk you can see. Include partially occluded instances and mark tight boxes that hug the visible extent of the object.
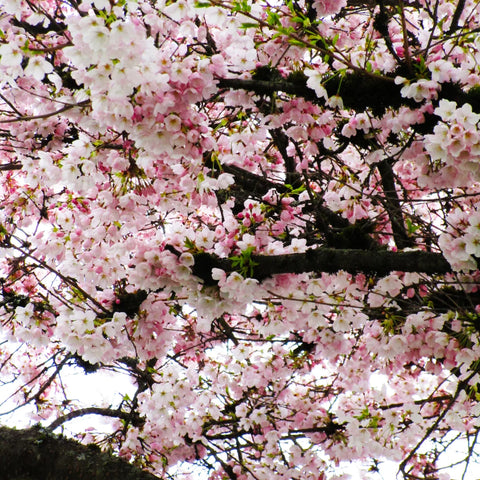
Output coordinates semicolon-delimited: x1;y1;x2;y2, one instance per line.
0;426;159;480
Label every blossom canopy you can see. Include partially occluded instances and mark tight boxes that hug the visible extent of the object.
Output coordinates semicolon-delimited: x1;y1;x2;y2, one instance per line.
1;1;480;480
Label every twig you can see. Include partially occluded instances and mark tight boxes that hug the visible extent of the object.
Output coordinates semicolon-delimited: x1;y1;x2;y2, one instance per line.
0;100;90;124
399;370;478;476
398;0;413;74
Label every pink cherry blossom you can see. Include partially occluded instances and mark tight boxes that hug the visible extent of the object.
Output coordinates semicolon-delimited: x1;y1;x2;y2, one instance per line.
0;2;480;480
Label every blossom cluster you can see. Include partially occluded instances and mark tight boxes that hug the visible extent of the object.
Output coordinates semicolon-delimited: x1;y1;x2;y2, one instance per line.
423;100;480;187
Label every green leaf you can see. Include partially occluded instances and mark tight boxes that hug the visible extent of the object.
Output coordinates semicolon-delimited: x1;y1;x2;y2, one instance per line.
184;238;197;251
405;218;420;234
213;117;229;132
291;15;304;24
354;406;370;421
288;38;306;47
284;184;306;195
241;22;258;29
229;246;259;277
266;10;281;26
232;0;251;13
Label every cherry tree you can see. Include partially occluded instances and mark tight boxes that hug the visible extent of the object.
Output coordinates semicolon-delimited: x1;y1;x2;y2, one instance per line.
1;0;480;479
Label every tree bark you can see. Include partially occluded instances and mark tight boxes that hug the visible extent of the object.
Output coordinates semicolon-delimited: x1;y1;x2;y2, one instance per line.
0;426;160;480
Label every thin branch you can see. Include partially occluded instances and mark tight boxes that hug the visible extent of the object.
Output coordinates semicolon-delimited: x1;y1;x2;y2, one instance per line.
0;162;22;171
269;128;302;188
378;394;452;410
0;93;23;116
0;100;90;124
0;350;66;416
347;0;422;5
447;0;466;34
398;0;413;74
10;242;109;313
29;353;72;404
399;370;478;476
48;406;145;431
462;430;479;480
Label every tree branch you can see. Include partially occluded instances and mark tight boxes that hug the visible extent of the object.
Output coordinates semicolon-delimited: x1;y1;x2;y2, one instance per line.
347;0;422;5
0;425;160;480
269;128;302;188
217;75;480;116
218;74;405;116
207;156;350;232
376;159;414;249
217;77;317;101
0;162;22;171
220;163;286;195
192;248;452;284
